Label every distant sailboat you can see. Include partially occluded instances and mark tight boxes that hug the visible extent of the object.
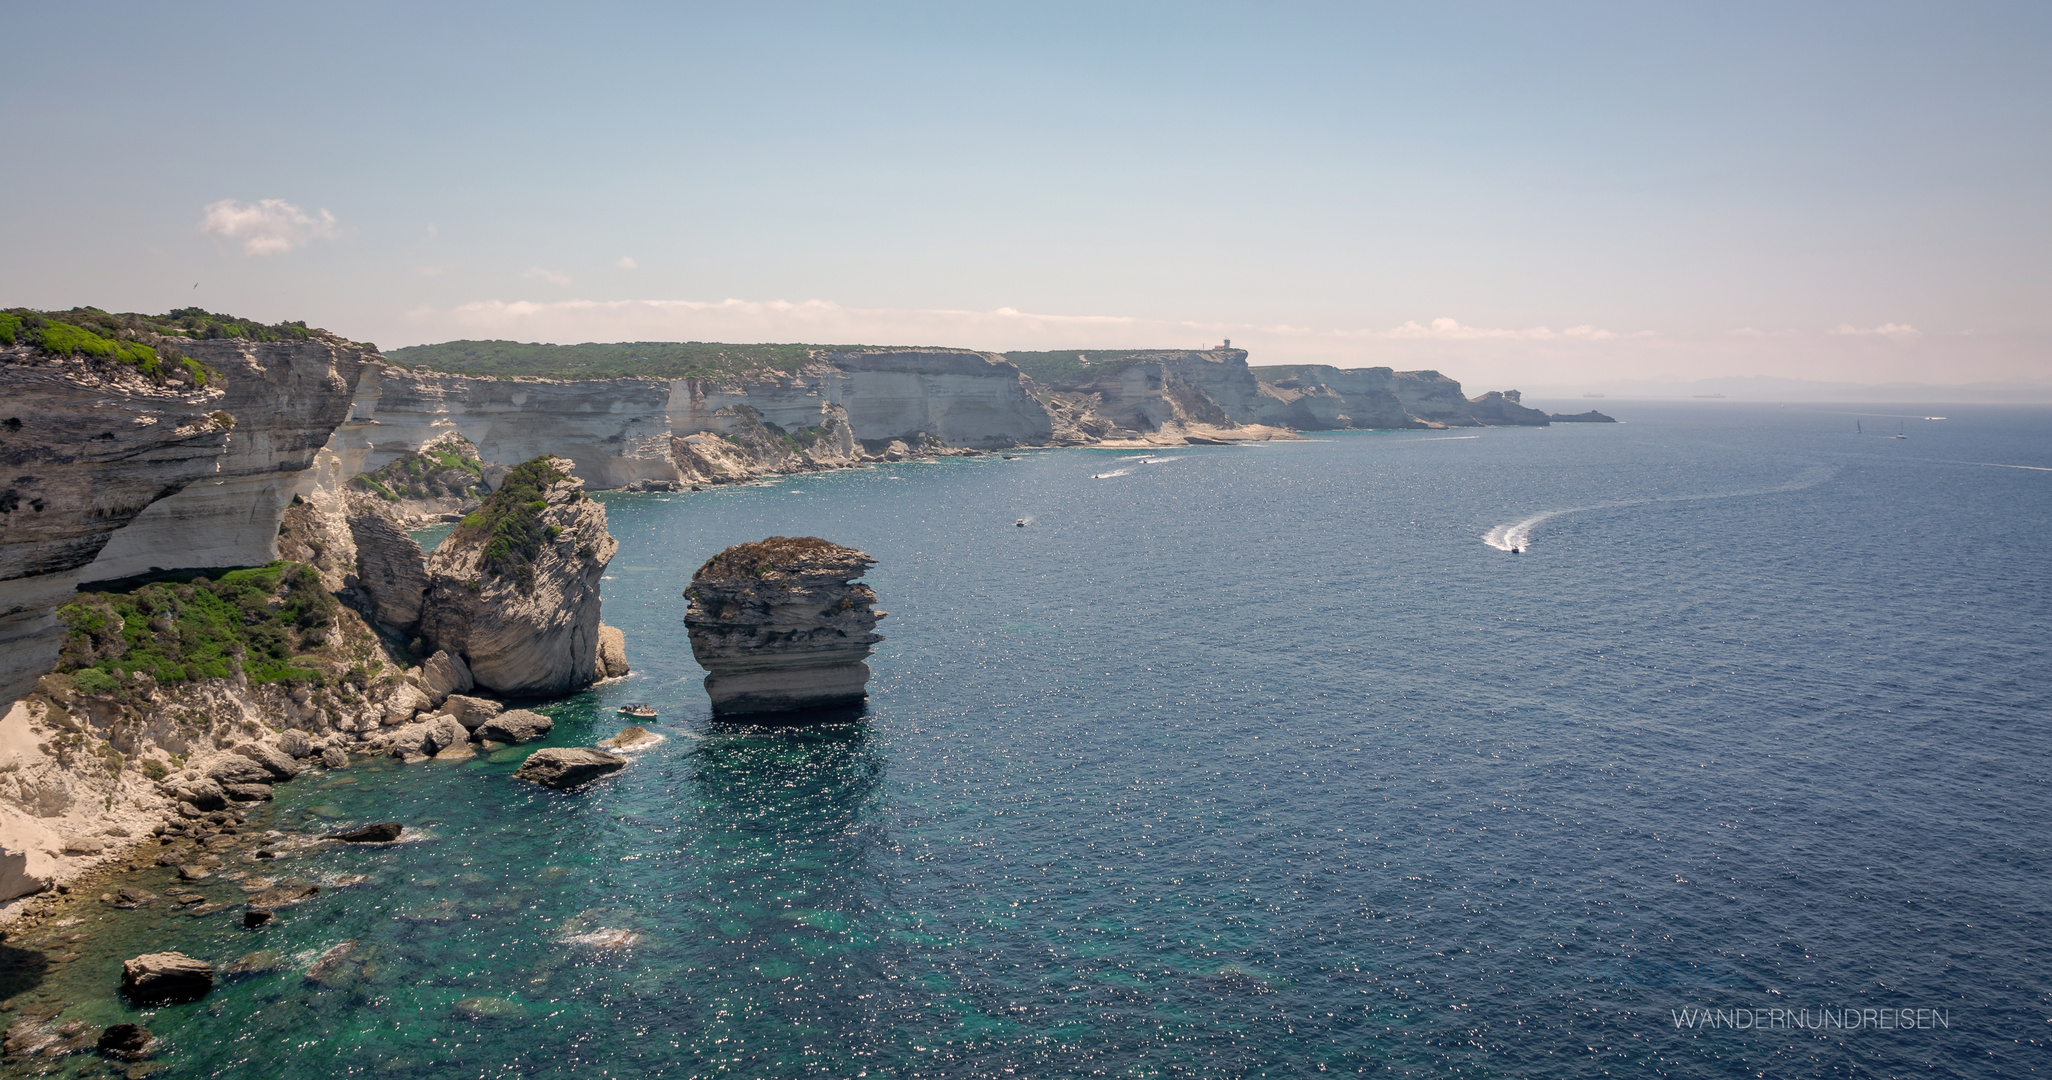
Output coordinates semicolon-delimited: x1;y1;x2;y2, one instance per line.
1856;421;1862;435
1893;422;1907;440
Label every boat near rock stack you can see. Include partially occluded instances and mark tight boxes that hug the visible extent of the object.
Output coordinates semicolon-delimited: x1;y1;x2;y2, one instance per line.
616;704;658;719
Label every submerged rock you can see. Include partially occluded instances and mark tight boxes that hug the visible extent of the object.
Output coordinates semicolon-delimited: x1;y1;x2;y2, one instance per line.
514;747;628;789
419;456;619;696
120;952;213;1004
451;996;527;1022
597;726;660;751
303;940;358;985
683;537;885;714
329;822;403;843
96;1022;155;1060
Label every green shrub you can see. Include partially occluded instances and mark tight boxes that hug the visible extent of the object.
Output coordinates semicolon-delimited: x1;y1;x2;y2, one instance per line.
71;668;121;696
447;456;566;583
141;759;168;781
0;313;20;346
56;561;338;690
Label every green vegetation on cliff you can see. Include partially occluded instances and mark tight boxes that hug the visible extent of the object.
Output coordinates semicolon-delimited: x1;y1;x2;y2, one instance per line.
385;339;892;380
352;434;487;503
2;306;348;386
453;456;570;583
56;562;351;692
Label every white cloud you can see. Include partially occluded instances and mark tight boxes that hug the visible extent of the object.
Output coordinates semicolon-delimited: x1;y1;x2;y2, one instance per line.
1359;317;1628;342
1829;322;1922;339
522;266;573;287
199;198;341;256
616;256;638;270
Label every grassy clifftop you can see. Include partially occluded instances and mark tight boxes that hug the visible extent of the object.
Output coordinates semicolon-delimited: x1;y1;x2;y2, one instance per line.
385;340;894;380
2;306;351;386
1000;350;1209;384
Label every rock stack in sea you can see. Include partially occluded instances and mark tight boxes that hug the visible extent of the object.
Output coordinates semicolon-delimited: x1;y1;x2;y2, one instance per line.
417;456;622;696
683;537;885;714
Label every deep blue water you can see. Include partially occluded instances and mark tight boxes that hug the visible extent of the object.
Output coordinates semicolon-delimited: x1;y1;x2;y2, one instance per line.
15;402;2051;1078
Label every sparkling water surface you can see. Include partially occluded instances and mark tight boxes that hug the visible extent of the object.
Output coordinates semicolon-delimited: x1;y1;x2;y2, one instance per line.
7;402;2049;1078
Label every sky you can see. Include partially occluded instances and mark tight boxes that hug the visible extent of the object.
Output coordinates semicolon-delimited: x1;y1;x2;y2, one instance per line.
3;1;2048;392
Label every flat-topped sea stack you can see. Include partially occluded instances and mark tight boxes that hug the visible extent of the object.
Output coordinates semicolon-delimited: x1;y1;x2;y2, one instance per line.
684;537;884;714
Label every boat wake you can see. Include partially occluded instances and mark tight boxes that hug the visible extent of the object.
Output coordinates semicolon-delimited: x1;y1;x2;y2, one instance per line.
1482;465;1837;552
1091;469;1133;479
1942;459;2052;473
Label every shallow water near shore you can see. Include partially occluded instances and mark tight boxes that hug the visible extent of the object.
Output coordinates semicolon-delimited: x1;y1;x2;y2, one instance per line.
6;402;2050;1078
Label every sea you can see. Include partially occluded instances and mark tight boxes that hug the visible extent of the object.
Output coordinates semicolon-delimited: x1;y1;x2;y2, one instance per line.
5;401;2048;1079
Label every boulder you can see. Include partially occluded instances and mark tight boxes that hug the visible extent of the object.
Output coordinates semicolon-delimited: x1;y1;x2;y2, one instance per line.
474;709;553;745
171;776;229;811
120;952;213;1004
320;746;348;769
383;721;435;757
383;682;432;725
329;822;403;843
513;748;628;789
683;537;885;713
277;730;313;758
419;650;474;704
243;907;273;928
597;624;630;678
425;713;467;753
200;753;275;787
234;740;301;781
223;783;274;802
442;694;504;730
418;457;619;696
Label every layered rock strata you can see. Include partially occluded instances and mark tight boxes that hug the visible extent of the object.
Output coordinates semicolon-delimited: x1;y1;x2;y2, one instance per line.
82;335;373;582
684;537;884;714
0;351;233;710
418;457;619;696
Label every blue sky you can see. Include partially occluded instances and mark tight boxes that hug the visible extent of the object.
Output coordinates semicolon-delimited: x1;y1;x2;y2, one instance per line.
3;1;2047;388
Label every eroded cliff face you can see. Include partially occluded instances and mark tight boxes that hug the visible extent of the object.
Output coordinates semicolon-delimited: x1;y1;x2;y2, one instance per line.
684;537;884;714
82;336;373;584
336;365;680;490
418;457;618;696
0;349;235;709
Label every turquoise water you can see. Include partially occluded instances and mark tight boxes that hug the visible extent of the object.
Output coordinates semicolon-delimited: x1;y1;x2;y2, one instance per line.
7;403;2049;1078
